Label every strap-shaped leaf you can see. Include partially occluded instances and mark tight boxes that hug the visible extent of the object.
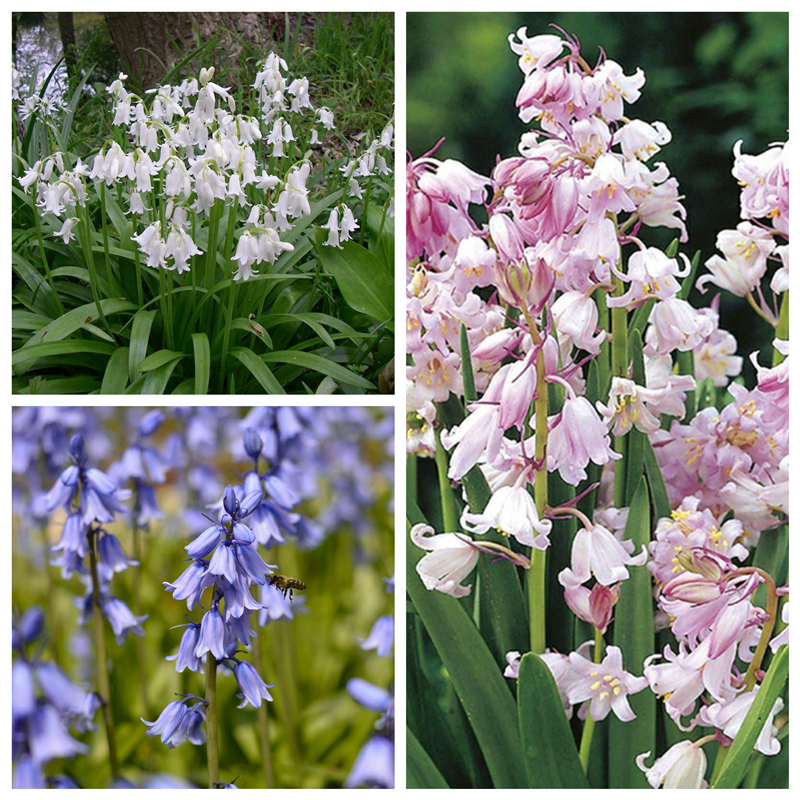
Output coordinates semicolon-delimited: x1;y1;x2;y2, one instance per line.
191;333;211;395
128;309;158;382
407;526;527;788
136;349;184;373
407;729;450;788
230;347;286;394
518;653;589;788
261;350;374;390
100;347;130;394
711;645;789;789
608;477;655;788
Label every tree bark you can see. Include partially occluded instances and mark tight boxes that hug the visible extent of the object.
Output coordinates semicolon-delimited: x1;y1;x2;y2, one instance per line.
57;12;77;84
103;12;301;91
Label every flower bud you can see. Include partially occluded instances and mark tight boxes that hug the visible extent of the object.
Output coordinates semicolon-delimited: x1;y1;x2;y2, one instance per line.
243;428;263;459
69;433;84;461
222;485;238;516
662;572;721;604
138;409;164;438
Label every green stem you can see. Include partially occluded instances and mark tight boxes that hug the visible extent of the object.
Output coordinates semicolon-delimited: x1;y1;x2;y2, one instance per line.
99;183;113;286
525;310;548;654
39;523;59;663
131;516;149;717
205;652;220;788
736;568;779;690
434;430;458;533
773;291;788;365
710;742;729;785
203;200;222;333
32;206;65;315
218;195;241;391
78;205;115;341
88;529;120;780
253;636;275;788
611;273;628;508
579;628;604;772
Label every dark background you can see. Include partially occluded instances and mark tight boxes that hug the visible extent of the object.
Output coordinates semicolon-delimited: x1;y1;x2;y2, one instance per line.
408;12;788;364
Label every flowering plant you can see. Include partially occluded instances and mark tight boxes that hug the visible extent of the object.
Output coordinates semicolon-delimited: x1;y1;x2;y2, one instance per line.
13;406;394;787
12;38;394;394
407;24;788;789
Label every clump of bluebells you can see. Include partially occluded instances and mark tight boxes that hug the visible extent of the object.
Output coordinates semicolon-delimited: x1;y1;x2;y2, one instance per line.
408;26;788;790
13;406;394;787
13;52;394;394
12;605;99;789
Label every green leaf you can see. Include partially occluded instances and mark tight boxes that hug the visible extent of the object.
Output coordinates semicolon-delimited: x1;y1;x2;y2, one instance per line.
643;437;671;521
624;332;646;504
128;309;158;382
407;525;527;788
12;340;115;365
407;729;451;788
259;312;334;349
460;323;477;404
136;349;185;373
608;477;655;788
100;347;130;393
191;333;211;395
679;250;702;301
230;348;287;394
518;654;589;788
262;350;374;390
140;357;183;394
228;317;274;348
314;232;393;323
711;646;789;789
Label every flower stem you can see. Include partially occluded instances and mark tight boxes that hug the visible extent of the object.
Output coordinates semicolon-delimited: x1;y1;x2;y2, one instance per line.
205;652;220;788
434;430;458;533
253;637;275;788
579;628;604;772
773;291;788;365
88;529;120;780
524;310;548;654
218;195;240;392
735;568;779;690
32;205;65;315
610;273;628;507
746;290;778;327
131;516;149;717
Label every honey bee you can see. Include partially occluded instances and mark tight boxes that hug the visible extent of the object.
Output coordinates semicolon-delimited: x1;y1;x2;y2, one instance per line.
268;575;306;603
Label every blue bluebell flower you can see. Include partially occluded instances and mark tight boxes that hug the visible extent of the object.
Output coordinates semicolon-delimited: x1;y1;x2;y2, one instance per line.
13;605;44;651
233;660;275;709
194;608;226;659
258;581;307;625
166;624;204;673
13;755;45;789
97;532;139;581
360;615;394;658
344;734;394;788
102;596;148;645
28;704;89;765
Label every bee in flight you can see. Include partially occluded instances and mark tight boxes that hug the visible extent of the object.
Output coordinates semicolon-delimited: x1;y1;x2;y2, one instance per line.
269;575;306;603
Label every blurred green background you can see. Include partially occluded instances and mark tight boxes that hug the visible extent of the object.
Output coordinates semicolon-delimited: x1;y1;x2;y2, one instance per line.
12;409;393;789
408;11;788;364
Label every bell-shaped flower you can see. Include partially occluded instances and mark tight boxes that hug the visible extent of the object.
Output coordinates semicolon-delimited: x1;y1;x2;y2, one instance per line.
636;741;708;789
596;377;666;436
698;691;783;756
567;645;648;722
551;291;605;353
166;624;203;673
698;222;775;297
462;480;552;550
194;608;226;660
559;521;648;588
548;392;620;485
103;596;148;645
410;523;479;598
234;660;275;709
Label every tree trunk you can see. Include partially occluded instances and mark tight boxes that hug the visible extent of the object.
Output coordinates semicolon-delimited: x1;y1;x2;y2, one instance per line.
57;12;77;84
103;12;303;91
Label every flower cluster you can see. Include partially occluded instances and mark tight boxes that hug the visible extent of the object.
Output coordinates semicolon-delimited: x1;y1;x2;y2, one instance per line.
17;56;393;283
408;24;788;790
12;606;99;789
